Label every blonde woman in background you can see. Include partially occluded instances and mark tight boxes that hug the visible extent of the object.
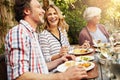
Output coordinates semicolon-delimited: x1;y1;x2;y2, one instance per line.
39;5;74;63
79;7;110;46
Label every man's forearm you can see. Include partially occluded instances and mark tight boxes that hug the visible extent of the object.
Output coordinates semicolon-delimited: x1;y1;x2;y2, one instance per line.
16;72;66;80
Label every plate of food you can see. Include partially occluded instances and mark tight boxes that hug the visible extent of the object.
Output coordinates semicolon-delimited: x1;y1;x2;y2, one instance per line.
75;56;94;62
93;42;110;48
70;48;94;55
57;61;95;72
100;48;109;58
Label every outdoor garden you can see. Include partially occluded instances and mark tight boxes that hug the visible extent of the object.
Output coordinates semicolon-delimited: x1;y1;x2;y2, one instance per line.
0;0;120;54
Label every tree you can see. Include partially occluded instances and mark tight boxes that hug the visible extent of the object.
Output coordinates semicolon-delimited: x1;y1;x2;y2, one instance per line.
53;0;87;44
106;0;120;31
0;0;14;54
43;0;49;10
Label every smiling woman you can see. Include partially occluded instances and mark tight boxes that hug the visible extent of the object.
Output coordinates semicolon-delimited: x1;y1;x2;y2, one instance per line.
39;4;71;62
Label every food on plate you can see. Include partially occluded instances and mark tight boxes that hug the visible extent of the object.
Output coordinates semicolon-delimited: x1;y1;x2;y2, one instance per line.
73;49;80;54
65;61;91;68
73;49;87;54
80;56;92;61
57;61;95;72
80;49;87;54
76;56;94;61
78;62;91;68
93;39;110;48
65;61;75;67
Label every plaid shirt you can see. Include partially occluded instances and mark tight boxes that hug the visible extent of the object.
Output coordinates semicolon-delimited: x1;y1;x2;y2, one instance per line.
5;20;48;80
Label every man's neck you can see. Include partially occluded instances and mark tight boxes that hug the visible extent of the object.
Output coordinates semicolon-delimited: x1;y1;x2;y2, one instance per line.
24;18;37;30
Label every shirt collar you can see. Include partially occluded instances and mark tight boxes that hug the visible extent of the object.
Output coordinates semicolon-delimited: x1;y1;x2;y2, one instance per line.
20;20;36;32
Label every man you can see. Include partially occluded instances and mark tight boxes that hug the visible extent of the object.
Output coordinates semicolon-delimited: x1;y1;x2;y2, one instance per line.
5;0;88;80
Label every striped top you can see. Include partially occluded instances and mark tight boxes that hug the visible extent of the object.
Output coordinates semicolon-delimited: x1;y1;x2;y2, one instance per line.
39;28;70;62
5;20;48;80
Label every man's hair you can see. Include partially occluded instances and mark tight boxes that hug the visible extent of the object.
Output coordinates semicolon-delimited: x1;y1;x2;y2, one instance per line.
14;0;31;22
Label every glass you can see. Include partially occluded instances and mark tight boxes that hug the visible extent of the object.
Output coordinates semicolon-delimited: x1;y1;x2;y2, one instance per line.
68;46;74;54
103;47;120;80
104;59;114;79
93;39;101;53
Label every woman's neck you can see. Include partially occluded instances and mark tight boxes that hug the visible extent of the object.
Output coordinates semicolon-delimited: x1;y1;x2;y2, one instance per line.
87;22;97;32
49;26;60;39
49;25;58;32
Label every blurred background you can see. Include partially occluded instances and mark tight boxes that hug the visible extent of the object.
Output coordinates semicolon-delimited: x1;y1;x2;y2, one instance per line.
1;0;120;54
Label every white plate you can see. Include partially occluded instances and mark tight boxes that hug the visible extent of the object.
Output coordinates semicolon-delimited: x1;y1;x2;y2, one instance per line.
57;61;95;72
75;56;94;62
93;43;110;48
114;42;120;45
70;48;94;55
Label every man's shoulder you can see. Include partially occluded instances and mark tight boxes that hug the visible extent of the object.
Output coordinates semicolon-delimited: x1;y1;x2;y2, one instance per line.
8;25;18;33
9;24;23;32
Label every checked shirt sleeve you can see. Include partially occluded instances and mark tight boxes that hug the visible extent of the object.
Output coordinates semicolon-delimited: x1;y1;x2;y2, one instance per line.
5;26;30;80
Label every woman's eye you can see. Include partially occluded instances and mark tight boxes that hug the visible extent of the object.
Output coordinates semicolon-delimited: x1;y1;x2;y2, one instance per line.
54;12;57;15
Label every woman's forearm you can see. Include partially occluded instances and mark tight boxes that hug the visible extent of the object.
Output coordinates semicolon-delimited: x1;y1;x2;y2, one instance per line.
51;53;61;61
47;58;63;70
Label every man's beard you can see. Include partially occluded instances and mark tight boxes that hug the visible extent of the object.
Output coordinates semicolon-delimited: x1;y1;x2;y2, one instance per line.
38;16;44;26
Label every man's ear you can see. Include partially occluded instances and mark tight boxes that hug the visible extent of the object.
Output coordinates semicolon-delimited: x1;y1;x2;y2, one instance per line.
24;8;31;15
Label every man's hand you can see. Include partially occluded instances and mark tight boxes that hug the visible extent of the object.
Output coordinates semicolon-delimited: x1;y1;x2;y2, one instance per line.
62;66;88;80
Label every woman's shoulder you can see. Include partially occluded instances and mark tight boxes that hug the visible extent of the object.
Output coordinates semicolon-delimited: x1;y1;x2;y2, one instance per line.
40;30;49;35
80;26;88;33
39;30;50;38
97;24;107;30
97;24;105;28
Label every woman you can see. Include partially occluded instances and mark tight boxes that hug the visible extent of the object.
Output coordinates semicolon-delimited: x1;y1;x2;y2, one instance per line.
79;7;110;46
39;5;72;62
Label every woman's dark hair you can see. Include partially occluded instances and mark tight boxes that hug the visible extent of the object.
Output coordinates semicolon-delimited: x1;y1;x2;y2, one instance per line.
14;0;31;22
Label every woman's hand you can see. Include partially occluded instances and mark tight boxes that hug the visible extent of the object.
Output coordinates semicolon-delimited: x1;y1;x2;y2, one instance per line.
81;40;90;49
60;54;76;62
59;46;69;57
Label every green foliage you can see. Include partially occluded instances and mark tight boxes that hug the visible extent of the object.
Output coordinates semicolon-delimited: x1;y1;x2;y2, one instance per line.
0;0;14;54
65;8;86;44
54;0;69;15
54;0;87;44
